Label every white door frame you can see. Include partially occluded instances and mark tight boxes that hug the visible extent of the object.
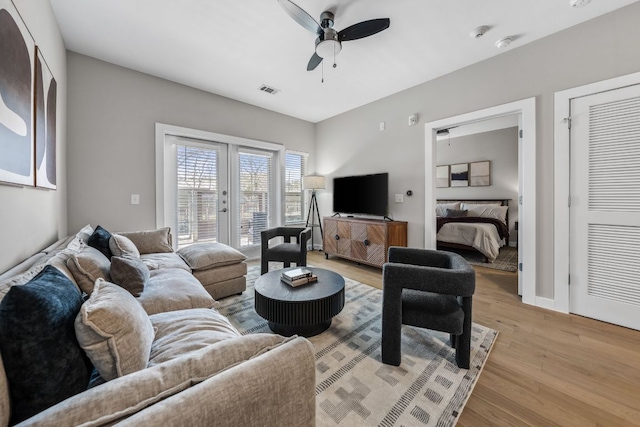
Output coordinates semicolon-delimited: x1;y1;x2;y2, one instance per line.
425;97;537;306
554;71;640;313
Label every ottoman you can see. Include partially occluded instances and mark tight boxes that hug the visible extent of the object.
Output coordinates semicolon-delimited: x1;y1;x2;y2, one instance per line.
177;243;247;300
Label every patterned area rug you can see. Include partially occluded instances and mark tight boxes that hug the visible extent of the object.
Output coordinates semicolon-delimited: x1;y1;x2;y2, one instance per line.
216;266;498;427
446;246;518;272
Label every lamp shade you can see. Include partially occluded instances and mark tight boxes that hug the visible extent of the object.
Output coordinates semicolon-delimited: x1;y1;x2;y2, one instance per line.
302;175;325;190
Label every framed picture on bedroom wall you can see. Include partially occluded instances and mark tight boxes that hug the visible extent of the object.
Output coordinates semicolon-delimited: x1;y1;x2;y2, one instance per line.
34;46;57;190
436;165;450;188
469;160;490;186
450;163;469;187
0;0;36;187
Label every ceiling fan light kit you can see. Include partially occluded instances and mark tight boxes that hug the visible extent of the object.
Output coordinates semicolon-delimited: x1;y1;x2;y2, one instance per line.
277;0;390;72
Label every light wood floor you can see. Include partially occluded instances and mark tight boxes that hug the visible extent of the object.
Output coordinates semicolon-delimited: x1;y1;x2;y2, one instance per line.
303;251;640;427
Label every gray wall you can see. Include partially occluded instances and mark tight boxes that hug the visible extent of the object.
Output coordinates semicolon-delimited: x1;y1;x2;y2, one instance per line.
436;127;519;243
315;3;640;299
66;53;315;234
0;0;67;274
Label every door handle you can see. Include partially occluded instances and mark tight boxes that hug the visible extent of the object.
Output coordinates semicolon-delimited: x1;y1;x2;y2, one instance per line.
219;208;227;213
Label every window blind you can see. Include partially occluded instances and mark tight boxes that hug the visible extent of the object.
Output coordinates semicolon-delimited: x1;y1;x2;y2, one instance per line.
176;144;219;248
237;149;273;248
285;152;307;224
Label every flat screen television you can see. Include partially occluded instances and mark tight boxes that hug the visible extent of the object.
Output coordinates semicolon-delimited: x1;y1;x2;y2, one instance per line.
333;173;388;216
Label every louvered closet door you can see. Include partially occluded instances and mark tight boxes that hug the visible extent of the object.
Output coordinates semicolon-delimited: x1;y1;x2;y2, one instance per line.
570;84;640;330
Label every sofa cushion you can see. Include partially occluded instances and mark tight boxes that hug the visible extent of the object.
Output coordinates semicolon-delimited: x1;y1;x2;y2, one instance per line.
148;308;240;366
0;265;92;424
177;242;247;271
138;268;215;315
18;334;298;427
66;246;111;295
87;225;113;259
119;227;173;255
110;256;149;297
75;279;155;381
109;234;141;258
192;262;247;286
140;253;191;272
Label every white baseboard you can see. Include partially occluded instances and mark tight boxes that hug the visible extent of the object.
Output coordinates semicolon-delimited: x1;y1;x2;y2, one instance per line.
535;296;566;313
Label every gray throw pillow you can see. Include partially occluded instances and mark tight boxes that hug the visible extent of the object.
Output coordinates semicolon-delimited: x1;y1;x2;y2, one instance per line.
445;209;468;218
66;246;111;295
110;256;149;297
109;234;141;258
119;228;173;254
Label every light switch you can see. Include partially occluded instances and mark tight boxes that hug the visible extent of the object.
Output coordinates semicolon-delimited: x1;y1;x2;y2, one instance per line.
131;194;140;205
395;194;404;203
379;121;385;131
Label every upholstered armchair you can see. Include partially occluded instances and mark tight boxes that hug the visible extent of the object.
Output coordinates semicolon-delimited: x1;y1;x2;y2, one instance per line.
260;227;312;275
381;247;476;368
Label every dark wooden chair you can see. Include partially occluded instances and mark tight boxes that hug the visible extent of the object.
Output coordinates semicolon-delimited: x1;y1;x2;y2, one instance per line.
381;247;476;368
260;227;312;275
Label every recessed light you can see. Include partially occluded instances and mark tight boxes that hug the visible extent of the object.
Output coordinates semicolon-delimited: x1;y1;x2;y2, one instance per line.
570;0;591;8
495;37;512;49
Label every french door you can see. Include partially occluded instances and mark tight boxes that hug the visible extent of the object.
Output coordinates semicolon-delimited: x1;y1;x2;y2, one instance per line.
161;133;279;252
569;83;640;330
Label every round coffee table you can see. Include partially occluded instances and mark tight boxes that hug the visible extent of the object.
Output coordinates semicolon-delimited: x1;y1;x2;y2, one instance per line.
254;267;345;337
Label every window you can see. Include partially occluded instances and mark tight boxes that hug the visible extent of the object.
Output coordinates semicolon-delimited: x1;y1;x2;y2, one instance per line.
285;151;308;224
236;148;274;248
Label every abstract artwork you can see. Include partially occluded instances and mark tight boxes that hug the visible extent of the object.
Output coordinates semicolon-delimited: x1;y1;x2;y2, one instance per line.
450;163;469;187
436;165;450;188
0;0;35;186
470;160;490;186
34;47;57;189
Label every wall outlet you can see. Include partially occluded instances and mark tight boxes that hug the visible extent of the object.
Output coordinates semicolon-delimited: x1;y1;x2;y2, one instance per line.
408;114;418;126
395;194;404;203
131;194;140;205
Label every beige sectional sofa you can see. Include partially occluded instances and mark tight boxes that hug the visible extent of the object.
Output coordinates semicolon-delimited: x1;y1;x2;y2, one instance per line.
0;226;316;426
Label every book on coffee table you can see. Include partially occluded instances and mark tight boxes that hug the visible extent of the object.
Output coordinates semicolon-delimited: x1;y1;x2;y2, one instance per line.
281;268;312;281
281;274;318;287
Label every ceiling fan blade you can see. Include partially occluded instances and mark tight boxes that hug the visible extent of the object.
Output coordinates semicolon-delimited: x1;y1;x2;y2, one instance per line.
307;53;323;71
338;18;390;41
277;0;321;34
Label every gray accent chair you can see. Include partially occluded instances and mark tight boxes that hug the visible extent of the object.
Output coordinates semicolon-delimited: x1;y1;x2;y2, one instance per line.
381;247;476;368
260;227;312;275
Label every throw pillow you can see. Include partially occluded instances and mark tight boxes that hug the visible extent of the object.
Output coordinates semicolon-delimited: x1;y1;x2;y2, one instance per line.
110;256;149;297
109;234;141;258
87;225;113;259
119;228;173;254
445;209;468;218
176;242;247;271
0;265;92;424
75;279;155;381
66;246;111;295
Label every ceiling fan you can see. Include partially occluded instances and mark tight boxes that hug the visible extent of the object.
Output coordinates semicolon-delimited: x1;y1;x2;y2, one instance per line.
277;0;390;71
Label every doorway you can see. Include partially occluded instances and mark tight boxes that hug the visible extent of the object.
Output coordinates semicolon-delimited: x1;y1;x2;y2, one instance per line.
425;98;537;306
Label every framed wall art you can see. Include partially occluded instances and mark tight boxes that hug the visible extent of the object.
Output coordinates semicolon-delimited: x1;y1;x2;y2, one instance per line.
469;160;490;186
436;165;450;188
0;0;35;186
34;46;57;189
450;163;469;187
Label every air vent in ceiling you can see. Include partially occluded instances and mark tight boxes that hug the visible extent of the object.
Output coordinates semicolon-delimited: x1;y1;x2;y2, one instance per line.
258;84;280;95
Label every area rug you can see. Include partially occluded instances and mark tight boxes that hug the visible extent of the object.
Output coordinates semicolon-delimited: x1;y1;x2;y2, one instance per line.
446;246;518;272
216;266;498;426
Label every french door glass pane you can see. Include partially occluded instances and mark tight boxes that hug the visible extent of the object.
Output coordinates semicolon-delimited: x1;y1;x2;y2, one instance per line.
238;150;272;248
176;144;219;248
285;152;307;224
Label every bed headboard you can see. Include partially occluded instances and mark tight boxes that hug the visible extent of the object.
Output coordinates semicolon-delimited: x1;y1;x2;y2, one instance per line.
436;199;510;226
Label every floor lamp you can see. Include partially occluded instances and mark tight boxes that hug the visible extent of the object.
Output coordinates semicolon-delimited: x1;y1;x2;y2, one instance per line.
303;175;325;251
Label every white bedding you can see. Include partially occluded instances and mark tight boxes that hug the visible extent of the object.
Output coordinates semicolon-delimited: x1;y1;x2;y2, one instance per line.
437;222;504;262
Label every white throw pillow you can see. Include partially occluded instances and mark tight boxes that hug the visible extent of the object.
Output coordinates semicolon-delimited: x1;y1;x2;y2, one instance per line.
461;203;508;224
435;202;461;217
75;279;155;381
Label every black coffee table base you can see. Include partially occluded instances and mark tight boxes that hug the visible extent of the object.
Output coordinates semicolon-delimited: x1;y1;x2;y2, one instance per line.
268;319;332;338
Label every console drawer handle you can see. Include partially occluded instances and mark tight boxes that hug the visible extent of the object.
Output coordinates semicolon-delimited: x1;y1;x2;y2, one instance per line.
335;235;340;240
364;239;370;246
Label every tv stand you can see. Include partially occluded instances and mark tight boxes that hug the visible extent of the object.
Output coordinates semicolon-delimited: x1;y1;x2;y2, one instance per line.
323;217;408;268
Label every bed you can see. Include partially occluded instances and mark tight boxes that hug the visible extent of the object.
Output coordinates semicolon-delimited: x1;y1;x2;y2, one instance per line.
435;199;510;262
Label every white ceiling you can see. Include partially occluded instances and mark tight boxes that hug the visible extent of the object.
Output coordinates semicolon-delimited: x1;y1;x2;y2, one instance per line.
49;0;638;123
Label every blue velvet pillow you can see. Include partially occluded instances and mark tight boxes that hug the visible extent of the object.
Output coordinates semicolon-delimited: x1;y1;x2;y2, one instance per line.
0;265;92;423
88;225;113;259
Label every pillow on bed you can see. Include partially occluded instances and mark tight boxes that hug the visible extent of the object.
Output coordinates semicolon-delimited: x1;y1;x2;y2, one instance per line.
445;209;468;218
436;202;461;217
461;203;508;224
